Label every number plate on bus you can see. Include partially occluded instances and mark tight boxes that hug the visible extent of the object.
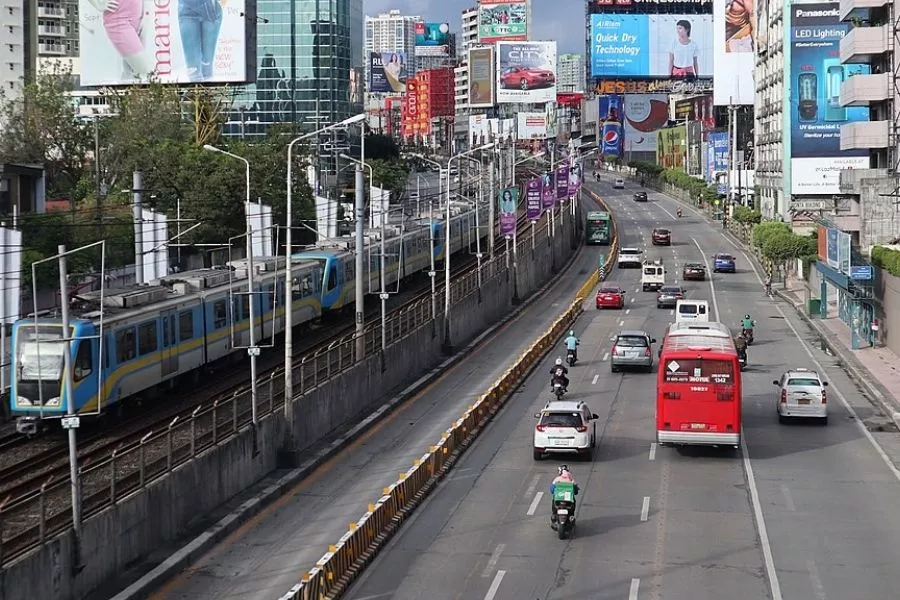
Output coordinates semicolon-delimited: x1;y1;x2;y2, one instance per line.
691;423;706;430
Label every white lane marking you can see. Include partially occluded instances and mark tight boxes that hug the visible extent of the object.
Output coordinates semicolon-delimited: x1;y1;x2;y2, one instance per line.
619;320;625;326
640;496;650;521
482;544;506;578
656;203;678;220
807;560;827;600
669;309;674;316
629;578;640;600
630;297;635;303
635;287;640;292
592;374;599;385
484;570;506;600
527;492;543;516
780;483;796;511
649;442;657;461
692;236;782;600
525;474;541;497
602;352;610;361
626;308;631;315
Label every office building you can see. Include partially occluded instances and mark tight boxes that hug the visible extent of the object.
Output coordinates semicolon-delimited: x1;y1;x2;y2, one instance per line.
454;6;480;132
557;54;584;93
364;9;421;86
459;5;479;57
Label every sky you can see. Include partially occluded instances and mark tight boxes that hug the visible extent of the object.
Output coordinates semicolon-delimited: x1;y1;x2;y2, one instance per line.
363;0;586;55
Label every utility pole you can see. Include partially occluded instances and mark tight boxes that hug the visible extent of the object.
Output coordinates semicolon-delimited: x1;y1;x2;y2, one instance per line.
354;132;366;362
132;171;144;285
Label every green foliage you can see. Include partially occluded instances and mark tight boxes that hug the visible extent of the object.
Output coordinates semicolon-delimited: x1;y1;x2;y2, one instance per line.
732;205;762;225
871;246;900;277
369;158;410;200
365;134;401;161
760;230;811;263
751;221;790;249
628;161;663;178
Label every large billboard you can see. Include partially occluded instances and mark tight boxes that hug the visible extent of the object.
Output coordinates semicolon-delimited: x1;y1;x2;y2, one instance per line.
707;131;729;189
368;52;409;94
517;112;549;139
78;0;256;86
673;94;716;130
415;22;451;57
468;47;496;108
624;94;669;153
496;41;557;104
478;0;528;43
713;0;755;105
657;126;687;170
589;14;713;78
790;2;871;194
599;95;624;160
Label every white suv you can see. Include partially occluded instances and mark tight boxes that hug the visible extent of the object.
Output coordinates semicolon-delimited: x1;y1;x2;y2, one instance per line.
774;368;829;424
533;400;599;460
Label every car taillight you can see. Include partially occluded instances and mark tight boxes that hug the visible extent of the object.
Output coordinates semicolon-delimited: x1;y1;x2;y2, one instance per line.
575;425;588;432
821;389;827;404
536;425;546;432
780;389;787;404
644;348;651;356
611;344;618;354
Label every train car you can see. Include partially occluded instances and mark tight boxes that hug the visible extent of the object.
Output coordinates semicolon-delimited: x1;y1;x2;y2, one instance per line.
11;258;323;434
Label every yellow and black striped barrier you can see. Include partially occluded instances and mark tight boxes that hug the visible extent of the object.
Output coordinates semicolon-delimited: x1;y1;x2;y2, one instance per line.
279;193;619;600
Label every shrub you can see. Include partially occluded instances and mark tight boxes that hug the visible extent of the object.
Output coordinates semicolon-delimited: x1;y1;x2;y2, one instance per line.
871;245;900;277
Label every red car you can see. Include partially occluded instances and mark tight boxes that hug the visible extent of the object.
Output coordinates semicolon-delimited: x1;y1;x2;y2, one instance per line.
596;286;626;309
499;66;555;90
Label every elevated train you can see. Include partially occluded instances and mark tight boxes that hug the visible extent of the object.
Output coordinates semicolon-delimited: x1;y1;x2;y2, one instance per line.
11;202;490;434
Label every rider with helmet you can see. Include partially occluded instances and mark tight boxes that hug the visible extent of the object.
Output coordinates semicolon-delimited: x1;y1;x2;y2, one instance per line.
550;358;569;392
734;330;748;358
549;465;580;522
741;314;756;336
564;330;580;362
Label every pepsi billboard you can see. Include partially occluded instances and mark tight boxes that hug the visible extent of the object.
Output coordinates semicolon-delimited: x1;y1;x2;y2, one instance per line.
599;95;624;160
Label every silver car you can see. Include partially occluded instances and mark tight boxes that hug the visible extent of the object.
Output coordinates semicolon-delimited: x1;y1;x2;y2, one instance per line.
610;330;656;373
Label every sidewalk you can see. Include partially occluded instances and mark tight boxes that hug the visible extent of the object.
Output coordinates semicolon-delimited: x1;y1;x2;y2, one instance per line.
644;177;900;423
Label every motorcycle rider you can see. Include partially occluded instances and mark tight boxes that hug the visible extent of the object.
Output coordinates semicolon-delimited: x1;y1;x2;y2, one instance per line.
764;273;773;296
734;331;748;361
550;358;569;392
549;465;580;523
741;314;756;337
676;207;682;218
564;330;580;363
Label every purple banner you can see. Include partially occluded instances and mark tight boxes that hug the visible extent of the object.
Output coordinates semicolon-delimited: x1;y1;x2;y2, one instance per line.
526;179;542;220
556;165;570;200
500;212;517;236
541;172;555;209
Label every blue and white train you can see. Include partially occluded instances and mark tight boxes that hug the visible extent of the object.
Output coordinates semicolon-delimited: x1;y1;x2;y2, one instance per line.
10;202;490;434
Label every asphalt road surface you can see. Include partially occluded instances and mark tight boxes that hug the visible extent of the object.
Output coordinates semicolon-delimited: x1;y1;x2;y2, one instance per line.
343;175;900;600
145;200;594;600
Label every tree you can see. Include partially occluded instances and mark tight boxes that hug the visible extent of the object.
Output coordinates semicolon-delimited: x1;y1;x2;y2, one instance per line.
751;221;790;250
369;158;409;200
365;134;401;161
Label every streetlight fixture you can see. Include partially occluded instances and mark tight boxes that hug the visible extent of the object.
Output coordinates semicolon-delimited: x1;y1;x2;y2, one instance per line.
443;143;494;352
408;154;445;329
203;144;250;203
283;113;365;434
457;154;485;291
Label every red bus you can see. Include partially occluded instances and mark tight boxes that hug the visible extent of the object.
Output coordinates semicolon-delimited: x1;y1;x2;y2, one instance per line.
657;321;742;448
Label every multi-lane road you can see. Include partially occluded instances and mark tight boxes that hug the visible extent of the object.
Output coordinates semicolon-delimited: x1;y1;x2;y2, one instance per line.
344;176;900;600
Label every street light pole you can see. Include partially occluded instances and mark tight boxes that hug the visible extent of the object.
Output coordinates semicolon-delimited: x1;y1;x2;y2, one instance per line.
409;155;445;329
459;155;484;290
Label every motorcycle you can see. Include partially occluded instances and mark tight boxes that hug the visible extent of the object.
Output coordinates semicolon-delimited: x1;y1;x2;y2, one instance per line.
741;328;754;345
567;349;577;366
676;208;682;218
551;482;576;539
552;379;566;400
738;352;747;370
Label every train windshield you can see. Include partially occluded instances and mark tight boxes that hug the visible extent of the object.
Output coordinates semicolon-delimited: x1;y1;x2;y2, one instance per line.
16;325;67;381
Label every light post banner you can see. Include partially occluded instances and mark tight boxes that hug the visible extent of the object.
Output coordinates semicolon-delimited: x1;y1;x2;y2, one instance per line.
541;172;555;209
499;187;519;236
567;163;581;196
526;179;543;220
556;165;570;201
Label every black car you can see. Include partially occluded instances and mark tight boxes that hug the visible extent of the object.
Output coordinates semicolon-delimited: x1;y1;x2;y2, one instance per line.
633;191;648;202
682;262;706;281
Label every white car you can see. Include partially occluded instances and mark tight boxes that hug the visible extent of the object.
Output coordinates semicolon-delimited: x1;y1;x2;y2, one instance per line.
533;400;599;460
614;178;625;189
774;368;829;424
617;247;643;268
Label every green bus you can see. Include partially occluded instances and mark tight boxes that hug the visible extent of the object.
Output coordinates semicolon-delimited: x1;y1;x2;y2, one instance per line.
586;211;612;245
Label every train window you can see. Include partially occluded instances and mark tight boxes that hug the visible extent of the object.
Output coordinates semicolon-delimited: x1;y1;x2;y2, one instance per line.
74;341;92;381
179;311;194;341
264;284;275;310
238;293;250;321
345;260;354;281
138;321;158;356
292;276;301;301
327;265;337;292
213;300;228;328
115;328;136;363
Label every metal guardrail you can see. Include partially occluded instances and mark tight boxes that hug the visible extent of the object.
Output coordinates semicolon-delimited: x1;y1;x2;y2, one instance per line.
0;209;561;566
279;194;619;600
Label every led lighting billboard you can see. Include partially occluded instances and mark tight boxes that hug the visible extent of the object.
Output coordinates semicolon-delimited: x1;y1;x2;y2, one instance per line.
415;22;451;57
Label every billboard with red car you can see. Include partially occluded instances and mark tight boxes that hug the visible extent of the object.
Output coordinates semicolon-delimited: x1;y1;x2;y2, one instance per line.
496;41;557;104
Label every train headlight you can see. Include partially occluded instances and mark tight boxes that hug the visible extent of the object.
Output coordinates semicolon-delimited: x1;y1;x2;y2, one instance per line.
47;397;61;407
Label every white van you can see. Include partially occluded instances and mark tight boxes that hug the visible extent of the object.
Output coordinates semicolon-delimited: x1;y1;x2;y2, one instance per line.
641;260;665;291
675;299;710;323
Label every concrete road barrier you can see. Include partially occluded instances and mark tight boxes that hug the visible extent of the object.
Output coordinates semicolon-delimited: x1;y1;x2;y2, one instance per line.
278;194;619;600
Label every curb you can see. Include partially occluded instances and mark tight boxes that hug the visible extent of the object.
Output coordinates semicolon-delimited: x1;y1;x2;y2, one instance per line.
653;183;900;427
110;211;589;600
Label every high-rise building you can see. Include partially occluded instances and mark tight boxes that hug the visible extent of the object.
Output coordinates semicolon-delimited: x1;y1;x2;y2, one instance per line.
454;6;480;121
1;0;27;103
459;6;479;57
557;54;584;94
365;9;421;86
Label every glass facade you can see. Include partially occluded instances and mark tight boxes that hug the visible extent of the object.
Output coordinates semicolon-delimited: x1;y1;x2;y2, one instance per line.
223;0;363;138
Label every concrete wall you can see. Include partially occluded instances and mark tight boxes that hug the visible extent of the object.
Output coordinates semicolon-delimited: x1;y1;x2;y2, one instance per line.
1;207;580;600
874;267;900;356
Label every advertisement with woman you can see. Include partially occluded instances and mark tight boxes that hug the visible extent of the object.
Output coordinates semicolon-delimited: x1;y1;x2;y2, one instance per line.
369;51;408;93
79;0;250;86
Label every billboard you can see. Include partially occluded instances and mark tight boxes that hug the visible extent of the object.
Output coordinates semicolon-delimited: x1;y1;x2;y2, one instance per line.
468;47;496;108
498;187;518;236
78;0;255;86
757;0;770;55
496;41;557;104
790;3;871;194
657;126;687;169
415;22;451;57
673;95;716;130
599;95;624;160
707;131;729;189
517;112;549;139
623;94;669;153
368;52;409;94
714;0;755;105
478;0;529;43
589;14;713;78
